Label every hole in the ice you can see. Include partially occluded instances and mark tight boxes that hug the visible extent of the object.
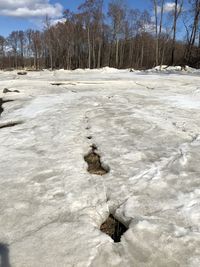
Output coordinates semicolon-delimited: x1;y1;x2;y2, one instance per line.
3;88;11;94
0;121;23;129
84;144;109;175
0;243;11;267
3;88;20;94
51;83;64;86
0;99;14;116
87;136;92;140
100;214;128;243
17;71;27;75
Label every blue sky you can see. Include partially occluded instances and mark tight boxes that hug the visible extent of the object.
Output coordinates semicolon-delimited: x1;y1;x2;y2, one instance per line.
0;0;150;36
0;0;179;37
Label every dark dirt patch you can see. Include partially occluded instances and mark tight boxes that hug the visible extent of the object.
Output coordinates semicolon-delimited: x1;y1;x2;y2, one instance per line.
84;144;109;175
100;214;128;243
51;83;76;86
3;88;20;94
17;71;27;75
3;88;12;93
0;121;22;129
51;83;64;86
0;99;14;116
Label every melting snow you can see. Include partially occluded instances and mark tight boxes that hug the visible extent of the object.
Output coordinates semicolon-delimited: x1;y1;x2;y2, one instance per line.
0;68;200;267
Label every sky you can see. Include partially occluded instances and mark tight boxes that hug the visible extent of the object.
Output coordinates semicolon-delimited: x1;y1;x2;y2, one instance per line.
0;0;152;36
0;0;183;37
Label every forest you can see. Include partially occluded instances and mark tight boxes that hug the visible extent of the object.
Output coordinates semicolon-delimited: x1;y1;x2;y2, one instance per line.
0;0;199;70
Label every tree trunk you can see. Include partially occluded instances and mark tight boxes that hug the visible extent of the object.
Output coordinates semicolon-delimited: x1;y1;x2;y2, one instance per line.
153;0;159;66
184;0;200;64
97;41;102;68
87;27;91;69
116;39;119;67
92;37;96;68
171;0;183;65
158;0;165;66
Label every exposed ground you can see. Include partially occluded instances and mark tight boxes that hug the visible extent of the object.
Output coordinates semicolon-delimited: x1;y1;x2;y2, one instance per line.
0;67;200;267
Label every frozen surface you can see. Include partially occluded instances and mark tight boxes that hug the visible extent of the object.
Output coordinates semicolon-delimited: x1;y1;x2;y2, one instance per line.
0;68;200;267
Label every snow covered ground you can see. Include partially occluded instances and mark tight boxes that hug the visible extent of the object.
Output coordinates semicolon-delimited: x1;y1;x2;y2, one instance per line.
0;68;200;267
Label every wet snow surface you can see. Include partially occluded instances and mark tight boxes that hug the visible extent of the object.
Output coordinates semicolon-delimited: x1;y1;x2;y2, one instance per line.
0;68;200;267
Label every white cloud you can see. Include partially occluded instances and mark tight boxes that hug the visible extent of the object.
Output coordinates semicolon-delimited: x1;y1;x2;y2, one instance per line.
0;0;63;18
164;2;176;13
51;18;66;25
163;2;182;13
156;2;181;14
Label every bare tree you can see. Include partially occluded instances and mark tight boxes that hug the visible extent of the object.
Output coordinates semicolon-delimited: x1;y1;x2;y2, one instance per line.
171;0;183;65
108;0;126;67
18;31;25;68
7;31;19;68
0;0;200;70
152;0;165;66
0;36;6;69
184;0;200;64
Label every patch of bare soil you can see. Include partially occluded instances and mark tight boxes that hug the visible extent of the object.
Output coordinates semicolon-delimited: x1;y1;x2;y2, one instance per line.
0;121;22;129
100;215;128;243
51;83;64;86
84;145;109;175
0;99;14;116
3;88;20;94
17;71;27;75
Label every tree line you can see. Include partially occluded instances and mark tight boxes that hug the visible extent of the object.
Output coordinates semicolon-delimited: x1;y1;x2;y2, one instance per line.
0;0;199;70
